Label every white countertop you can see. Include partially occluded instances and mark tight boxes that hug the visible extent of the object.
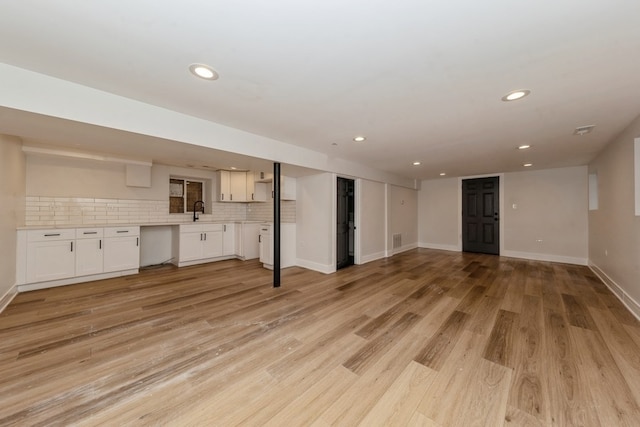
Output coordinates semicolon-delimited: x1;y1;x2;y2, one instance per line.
17;220;268;230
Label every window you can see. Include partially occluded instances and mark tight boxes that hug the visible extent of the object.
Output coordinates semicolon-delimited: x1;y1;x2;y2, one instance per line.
170;178;205;214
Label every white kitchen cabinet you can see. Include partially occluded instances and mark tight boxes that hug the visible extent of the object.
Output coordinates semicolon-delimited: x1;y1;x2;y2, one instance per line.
259;224;272;265
236;223;260;260
245;173;256;201
75;228;104;276
253;182;269;202
25;229;76;283
259;223;296;269
217;170;231;201
222;223;235;256
217;171;249;202
271;176;297;200
177;223;224;266
103;226;140;273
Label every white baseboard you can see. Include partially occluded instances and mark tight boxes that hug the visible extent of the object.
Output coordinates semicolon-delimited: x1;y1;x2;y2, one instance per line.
390;243;418;256
590;263;640;321
359;251;386;264
0;285;18;314
419;242;460;252
295;258;335;274
18;269;139;292
501;250;588;266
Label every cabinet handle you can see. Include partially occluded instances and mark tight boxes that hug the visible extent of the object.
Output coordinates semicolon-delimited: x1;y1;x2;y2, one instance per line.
230;194;233;201
252;193;254;200
44;233;61;237
272;190;274;198
70;241;73;252
259;235;262;243
99;239;102;249
204;233;207;241
221;194;224;201
224;224;226;232
136;237;139;247
116;230;129;233
83;231;98;235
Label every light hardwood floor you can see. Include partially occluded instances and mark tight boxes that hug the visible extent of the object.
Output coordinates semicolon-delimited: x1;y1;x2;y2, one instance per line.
1;249;640;426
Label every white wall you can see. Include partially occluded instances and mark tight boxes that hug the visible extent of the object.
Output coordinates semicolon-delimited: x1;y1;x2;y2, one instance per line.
296;173;334;273
589;115;640;317
418;166;589;264
388;184;418;254
503;166;588;264
418;177;459;251
0;135;26;309
358;179;387;263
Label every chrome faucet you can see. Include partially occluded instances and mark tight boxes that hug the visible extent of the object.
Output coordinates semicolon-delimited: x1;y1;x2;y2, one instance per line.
193;200;205;221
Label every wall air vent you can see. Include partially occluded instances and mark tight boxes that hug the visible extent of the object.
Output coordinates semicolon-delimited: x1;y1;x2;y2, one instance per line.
573;125;595;136
393;233;402;249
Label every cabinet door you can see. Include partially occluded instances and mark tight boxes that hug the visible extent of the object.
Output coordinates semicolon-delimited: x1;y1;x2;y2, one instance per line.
222;223;235;256
179;232;204;262
26;240;75;282
75;238;103;276
243;224;260;260
202;230;223;258
229;172;247;201
245;173;255;201
104;236;140;272
271;176;297;200
259;229;272;265
253;182;268;202
217;170;231;201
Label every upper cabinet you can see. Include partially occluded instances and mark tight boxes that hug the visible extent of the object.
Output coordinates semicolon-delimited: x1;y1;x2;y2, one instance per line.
217;170;296;202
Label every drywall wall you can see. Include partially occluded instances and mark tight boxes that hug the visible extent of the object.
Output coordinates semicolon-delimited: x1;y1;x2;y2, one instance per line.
589;115;640;315
388;184;418;254
419;166;589;264
503;166;588;264
418;177;459;251
0;135;26;309
295;173;334;273
358;179;387;263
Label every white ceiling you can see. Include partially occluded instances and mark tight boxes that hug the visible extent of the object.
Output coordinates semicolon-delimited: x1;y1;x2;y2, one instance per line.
1;0;640;180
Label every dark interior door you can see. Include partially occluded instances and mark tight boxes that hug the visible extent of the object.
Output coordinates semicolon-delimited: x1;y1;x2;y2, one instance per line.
337;177;355;269
462;177;500;255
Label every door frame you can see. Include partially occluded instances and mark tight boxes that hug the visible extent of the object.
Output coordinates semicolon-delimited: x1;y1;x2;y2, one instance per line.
457;173;505;255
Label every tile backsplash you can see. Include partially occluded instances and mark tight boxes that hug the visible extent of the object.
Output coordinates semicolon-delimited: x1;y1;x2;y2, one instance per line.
25;196;296;227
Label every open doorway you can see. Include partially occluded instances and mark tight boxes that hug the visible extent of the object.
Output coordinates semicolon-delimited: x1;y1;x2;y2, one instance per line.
337;177;355;269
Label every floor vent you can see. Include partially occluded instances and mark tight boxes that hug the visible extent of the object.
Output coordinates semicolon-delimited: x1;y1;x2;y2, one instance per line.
393;233;402;249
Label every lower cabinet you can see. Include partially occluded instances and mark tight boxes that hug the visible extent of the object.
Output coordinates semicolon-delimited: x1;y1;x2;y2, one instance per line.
177;223;224;266
18;226;140;290
103;227;140;273
25;229;76;283
222;223;235;256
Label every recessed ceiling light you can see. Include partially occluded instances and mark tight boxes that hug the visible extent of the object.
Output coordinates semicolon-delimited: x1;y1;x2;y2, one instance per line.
412;161;421;166
189;63;219;80
353;136;366;142
439;172;446;176
523;163;533;167
518;144;531;150
502;89;531;102
230;167;237;170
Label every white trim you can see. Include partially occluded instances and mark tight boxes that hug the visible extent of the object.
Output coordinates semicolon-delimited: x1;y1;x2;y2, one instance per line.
0;285;18;314
590;263;640;321
419;242;460;252
359;251;387;264
17;269;139;292
296;259;335;274
502;250;587;266
634;138;640;216
389;243;418;256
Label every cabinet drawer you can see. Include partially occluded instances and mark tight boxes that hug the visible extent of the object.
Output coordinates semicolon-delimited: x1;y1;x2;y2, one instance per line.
180;224;203;233
76;228;104;239
202;224;224;232
104;226;139;237
27;228;75;242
